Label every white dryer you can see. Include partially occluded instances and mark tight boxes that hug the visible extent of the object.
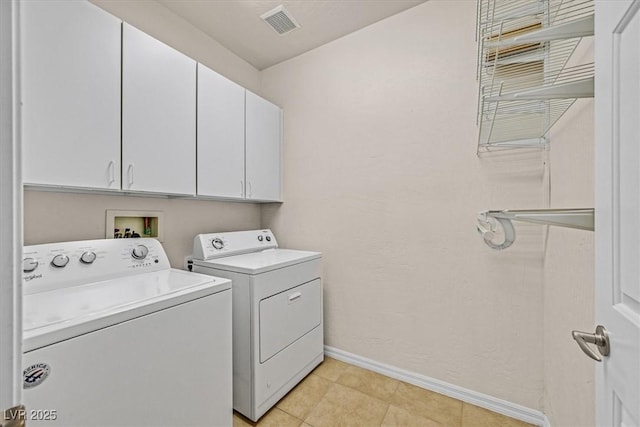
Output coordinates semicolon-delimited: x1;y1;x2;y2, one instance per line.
189;229;323;421
22;238;232;426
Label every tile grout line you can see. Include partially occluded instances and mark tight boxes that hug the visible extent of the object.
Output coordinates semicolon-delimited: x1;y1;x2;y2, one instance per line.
327;374;395;426
380;379;403;426
336;363;403;403
302;361;354;426
275;372;335;426
300;373;339;425
379;402;392;427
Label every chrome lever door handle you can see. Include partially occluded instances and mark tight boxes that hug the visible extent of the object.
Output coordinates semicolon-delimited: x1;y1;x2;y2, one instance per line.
572;325;610;362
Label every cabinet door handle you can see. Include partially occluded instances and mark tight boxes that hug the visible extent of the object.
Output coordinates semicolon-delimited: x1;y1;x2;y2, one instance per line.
248;181;253;198
288;292;302;304
127;164;134;188
240;180;244;197
108;161;115;185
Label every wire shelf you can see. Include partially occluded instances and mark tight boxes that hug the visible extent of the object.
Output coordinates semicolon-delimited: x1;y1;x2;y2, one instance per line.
476;0;594;153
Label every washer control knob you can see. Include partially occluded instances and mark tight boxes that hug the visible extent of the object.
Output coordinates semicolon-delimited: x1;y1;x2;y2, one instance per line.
212;238;224;250
23;257;38;273
51;254;70;268
80;251;97;264
131;245;149;260
258;235;264;242
265;235;272;242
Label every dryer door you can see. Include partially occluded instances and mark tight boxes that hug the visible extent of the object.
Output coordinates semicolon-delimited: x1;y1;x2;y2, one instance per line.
259;279;322;363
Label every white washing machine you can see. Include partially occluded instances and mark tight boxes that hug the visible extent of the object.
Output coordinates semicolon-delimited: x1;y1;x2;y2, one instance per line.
22;238;232;426
189;229;323;421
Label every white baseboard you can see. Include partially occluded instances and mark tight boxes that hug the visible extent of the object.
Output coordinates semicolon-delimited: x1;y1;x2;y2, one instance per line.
324;346;547;427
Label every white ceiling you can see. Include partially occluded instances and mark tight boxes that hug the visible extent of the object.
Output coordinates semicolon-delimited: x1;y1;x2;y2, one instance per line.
157;0;427;70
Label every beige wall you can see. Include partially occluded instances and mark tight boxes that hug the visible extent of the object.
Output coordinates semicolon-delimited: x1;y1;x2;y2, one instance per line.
543;40;596;426
24;191;261;268
24;0;264;267
260;0;548;410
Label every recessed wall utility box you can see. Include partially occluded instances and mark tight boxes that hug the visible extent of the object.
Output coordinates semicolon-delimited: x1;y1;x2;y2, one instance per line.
106;210;165;241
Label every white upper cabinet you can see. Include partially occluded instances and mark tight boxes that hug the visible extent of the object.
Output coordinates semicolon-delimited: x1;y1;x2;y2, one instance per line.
197;64;246;199
245;91;283;202
122;23;196;195
22;5;280;202
198;70;283;202
21;0;121;190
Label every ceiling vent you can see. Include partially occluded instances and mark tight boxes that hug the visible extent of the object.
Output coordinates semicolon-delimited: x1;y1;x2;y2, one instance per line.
260;5;300;35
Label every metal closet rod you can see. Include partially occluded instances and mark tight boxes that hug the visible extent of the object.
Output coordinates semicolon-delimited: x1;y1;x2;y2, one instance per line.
480;208;594;230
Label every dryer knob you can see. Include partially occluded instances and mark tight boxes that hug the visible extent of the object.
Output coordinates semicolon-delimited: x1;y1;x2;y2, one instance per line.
212;238;224;250
131;245;149;260
258;235;264;242
80;251;97;264
51;254;70;268
265;236;272;242
23;257;38;273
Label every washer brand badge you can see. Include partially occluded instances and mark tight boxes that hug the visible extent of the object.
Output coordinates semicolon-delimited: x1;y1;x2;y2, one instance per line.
23;274;43;282
23;363;50;388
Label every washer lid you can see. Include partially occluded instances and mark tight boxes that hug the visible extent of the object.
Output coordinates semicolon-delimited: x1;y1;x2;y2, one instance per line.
193;248;321;274
23;269;230;352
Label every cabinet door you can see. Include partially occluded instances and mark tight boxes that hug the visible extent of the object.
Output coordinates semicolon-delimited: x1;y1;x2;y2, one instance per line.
21;0;121;190
245;91;283;202
197;64;245;199
122;23;196;195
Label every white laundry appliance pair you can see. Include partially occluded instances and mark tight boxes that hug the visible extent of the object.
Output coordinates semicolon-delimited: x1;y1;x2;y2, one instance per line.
22;238;232;426
189;229;324;421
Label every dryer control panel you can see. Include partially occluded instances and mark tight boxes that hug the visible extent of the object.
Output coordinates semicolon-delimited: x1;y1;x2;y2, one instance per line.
193;229;278;260
23;238;170;294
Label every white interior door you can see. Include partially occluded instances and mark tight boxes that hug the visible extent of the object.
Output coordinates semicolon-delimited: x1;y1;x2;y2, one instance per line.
595;1;640;425
0;0;23;421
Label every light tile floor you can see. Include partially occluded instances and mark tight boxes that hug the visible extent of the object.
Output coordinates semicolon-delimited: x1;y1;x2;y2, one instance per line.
233;357;536;427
